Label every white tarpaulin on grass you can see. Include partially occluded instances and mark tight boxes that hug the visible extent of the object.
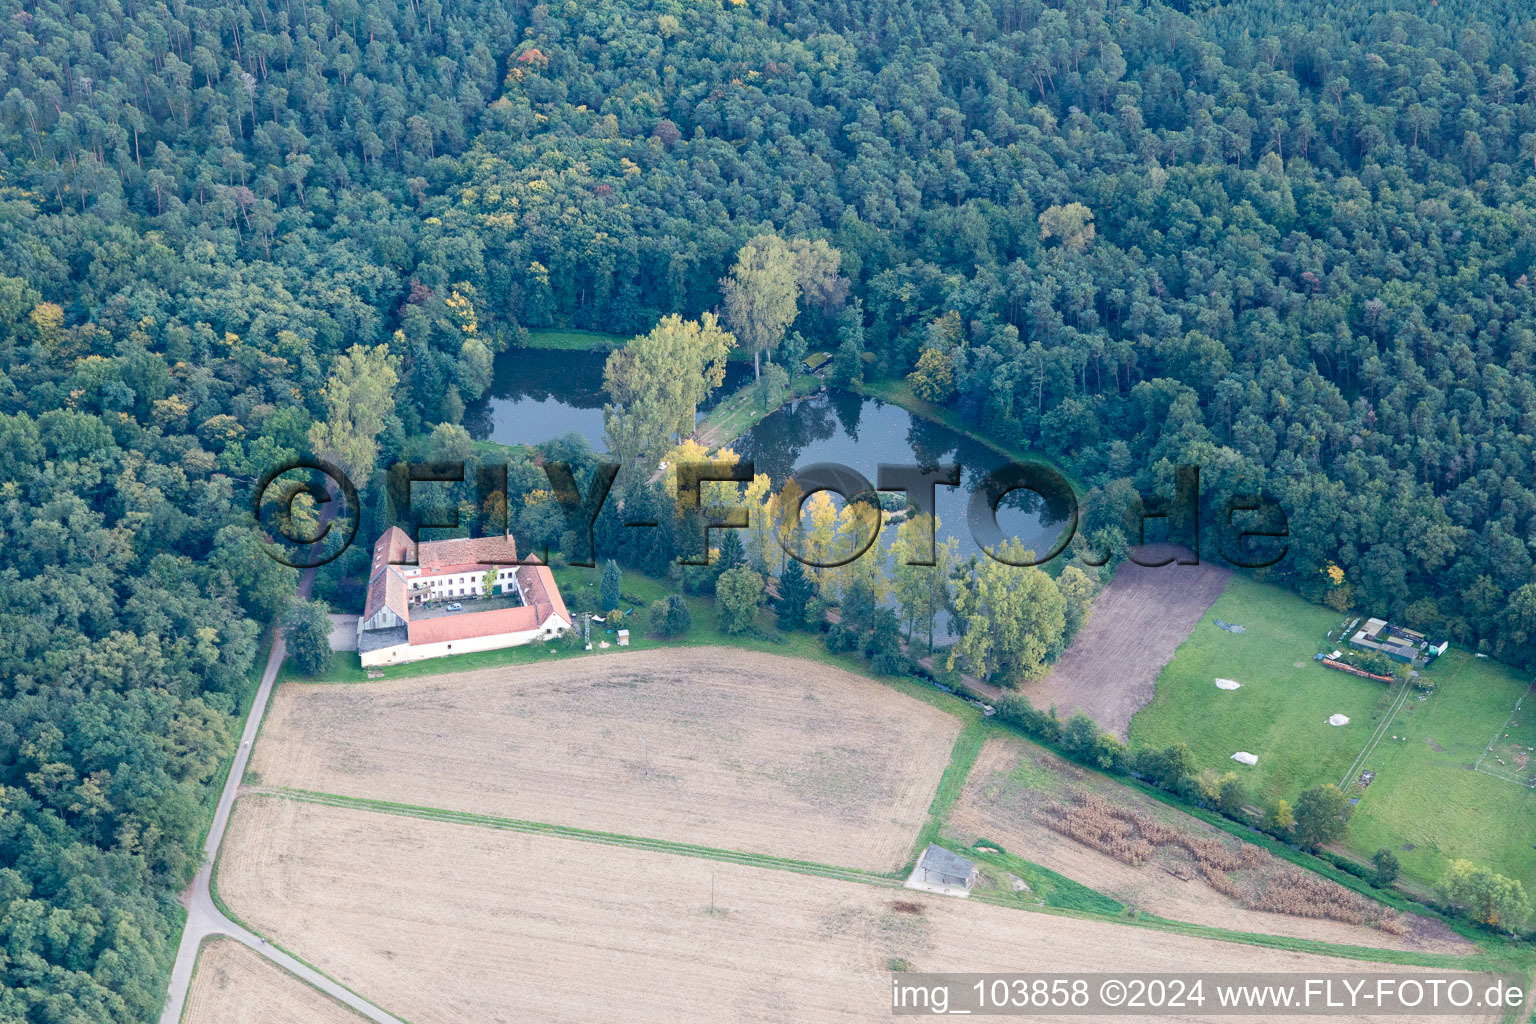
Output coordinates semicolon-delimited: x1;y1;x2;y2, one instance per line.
1328;714;1350;726
1231;751;1258;765
1216;678;1242;690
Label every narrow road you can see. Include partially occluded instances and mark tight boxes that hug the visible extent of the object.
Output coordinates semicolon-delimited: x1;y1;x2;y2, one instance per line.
158;559;407;1024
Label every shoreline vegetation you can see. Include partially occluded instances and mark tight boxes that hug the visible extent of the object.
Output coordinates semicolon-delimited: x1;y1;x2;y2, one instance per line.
506;324;1072;486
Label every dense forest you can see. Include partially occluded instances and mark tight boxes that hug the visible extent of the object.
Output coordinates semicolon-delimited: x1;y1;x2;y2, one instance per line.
4;0;1536;1017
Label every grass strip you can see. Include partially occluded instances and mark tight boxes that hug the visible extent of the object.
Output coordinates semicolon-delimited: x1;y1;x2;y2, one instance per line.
520;327;627;351
695;371;823;446
909;719;988;866
260;788;905;887
948;839;1126;916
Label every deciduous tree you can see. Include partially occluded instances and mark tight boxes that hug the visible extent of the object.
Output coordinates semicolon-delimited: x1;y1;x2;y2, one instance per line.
948;541;1067;684
716;566;764;634
1439;860;1529;930
604;314;733;468
309;343;400;483
284;599;335;676
1291;784;1351;851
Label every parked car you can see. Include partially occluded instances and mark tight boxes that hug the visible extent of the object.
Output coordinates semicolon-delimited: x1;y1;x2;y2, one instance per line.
446;602;463;611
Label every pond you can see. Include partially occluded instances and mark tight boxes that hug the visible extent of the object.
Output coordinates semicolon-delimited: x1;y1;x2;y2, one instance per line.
464;347;754;451
468;349;1072;569
733;388;1071;566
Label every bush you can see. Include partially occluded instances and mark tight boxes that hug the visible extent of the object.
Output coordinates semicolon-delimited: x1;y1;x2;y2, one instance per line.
995;694;1062;745
1130;743;1197;792
1056;710;1128;773
1292;784;1351;851
715;565;764;635
1215;773;1248;818
647;595;691;636
1265;799;1296;840
824;622;859;653
1091;733;1128;774
1371;848;1401;888
1321;851;1372;882
1061;712;1099;759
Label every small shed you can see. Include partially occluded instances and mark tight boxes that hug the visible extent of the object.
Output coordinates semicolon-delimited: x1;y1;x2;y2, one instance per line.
916;844;978;889
617;629;630;646
802;351;832;374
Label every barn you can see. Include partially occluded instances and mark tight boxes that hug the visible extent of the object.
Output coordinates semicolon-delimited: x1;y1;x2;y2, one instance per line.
915;844;979;890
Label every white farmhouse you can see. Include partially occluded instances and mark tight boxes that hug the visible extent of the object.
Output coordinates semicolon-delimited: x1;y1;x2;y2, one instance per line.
357;527;572;667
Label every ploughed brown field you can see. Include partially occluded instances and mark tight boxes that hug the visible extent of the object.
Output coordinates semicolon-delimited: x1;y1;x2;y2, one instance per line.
248;648;961;872
1018;544;1230;738
182;937;361;1024
216;796;1493;1024
947;737;1473;955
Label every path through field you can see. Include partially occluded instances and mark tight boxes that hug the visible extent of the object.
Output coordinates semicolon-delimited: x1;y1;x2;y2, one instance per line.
1339;680;1415;791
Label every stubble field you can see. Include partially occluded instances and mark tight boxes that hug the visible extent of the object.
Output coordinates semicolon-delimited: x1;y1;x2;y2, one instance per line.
216;795;1492;1024
248;648;961;872
182;937;360;1024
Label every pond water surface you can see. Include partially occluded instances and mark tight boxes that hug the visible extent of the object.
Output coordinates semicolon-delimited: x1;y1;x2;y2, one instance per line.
468;350;1072;567
466;348;754;450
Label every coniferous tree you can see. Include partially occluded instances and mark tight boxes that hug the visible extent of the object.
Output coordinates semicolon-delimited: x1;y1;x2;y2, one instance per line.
776;558;816;631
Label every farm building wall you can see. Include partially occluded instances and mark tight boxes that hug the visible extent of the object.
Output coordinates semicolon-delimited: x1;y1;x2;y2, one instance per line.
359;615;566;667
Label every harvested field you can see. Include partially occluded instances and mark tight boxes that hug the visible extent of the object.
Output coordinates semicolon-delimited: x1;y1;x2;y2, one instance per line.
1019;545;1230;738
947;737;1473;955
217;796;1491;1024
182;937;361;1024
249;647;960;872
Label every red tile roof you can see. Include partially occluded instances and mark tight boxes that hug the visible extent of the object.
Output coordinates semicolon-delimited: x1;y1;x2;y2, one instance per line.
416;534;520;568
362;528;413;624
516;561;570;626
407;605;545;645
372;526;415;568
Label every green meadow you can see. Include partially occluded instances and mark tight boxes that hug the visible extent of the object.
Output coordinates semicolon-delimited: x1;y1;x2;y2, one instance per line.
522;327;628;350
1345;650;1535;892
1131;575;1536;891
1129;576;1392;800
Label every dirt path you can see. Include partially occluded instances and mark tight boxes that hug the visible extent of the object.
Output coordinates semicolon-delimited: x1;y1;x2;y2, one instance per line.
1016;545;1230;738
